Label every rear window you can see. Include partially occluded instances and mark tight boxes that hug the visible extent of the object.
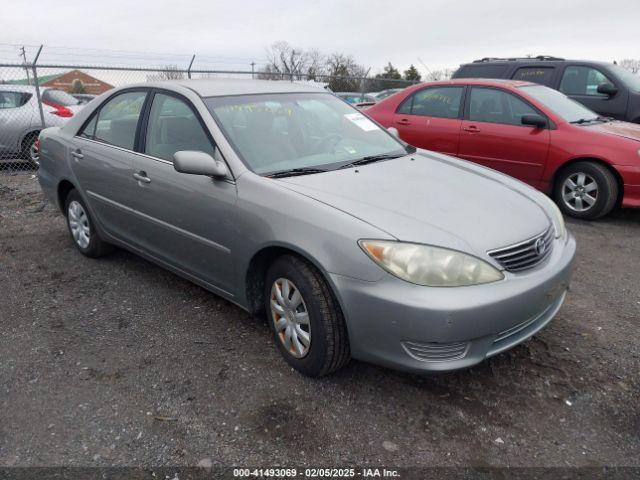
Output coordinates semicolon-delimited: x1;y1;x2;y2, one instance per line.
42;89;80;106
512;67;555;86
453;64;509;79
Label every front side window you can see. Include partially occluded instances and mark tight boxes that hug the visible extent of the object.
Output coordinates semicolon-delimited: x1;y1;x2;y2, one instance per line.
397;87;463;119
468;87;538;126
512;67;555;86
560;66;612;96
144;93;214;162
206;92;405;175
0;91;30;109
79;91;147;150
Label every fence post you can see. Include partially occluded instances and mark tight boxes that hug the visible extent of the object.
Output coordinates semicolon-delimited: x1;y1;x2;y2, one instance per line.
31;45;45;129
187;55;195;79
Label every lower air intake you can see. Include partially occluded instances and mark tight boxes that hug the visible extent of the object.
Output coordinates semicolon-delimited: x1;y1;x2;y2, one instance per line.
402;340;469;362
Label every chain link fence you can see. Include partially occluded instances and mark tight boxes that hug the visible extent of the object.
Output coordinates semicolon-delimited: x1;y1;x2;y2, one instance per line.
1;46;420;175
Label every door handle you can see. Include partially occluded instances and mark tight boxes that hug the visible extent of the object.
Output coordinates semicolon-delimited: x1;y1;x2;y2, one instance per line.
71;149;84;159
396;118;411;125
463;125;480;133
133;171;151;184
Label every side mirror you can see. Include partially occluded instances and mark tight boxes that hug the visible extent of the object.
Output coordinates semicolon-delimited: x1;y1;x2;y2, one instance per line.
173;150;229;179
597;82;618;96
521;114;548;129
387;127;399;137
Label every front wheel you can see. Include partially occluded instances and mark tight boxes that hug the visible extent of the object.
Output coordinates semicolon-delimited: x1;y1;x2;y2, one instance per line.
264;255;350;377
554;161;618;220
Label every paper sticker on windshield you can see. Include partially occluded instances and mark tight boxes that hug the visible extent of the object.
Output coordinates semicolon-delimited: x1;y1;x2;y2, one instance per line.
344;113;379;132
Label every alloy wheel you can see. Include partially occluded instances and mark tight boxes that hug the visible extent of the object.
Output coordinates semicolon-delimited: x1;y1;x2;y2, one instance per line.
270;278;311;358
562;172;598;212
68;200;91;249
29;140;40;166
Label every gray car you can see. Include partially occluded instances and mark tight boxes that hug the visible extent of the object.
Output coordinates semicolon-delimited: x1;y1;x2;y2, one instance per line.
0;85;82;166
37;79;576;376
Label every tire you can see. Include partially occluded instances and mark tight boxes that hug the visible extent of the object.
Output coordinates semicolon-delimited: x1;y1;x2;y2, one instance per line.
264;254;350;377
21;132;40;168
64;189;114;257
553;161;618;220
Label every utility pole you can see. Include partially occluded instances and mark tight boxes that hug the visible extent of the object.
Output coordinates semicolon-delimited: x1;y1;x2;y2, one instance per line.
250;61;256;79
19;46;31;85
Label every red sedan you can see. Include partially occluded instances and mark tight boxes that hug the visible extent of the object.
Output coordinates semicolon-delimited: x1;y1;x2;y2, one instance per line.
366;79;640;219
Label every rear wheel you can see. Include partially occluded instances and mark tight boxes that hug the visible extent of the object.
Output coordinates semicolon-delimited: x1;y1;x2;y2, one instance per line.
554;161;618;220
64;189;113;257
264;254;350;377
21;132;39;168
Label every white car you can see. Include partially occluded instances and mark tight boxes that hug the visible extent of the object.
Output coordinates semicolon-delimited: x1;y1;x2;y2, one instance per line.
0;85;83;166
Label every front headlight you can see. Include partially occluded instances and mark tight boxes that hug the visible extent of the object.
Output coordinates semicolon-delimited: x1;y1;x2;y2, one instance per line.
538;194;567;242
359;240;504;287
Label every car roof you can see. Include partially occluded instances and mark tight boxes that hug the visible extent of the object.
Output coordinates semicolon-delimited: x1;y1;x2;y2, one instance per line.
414;78;535;89
461;58;612;67
129;78;327;97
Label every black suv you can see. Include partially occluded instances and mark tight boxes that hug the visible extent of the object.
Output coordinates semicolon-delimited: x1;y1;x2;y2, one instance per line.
453;56;640;123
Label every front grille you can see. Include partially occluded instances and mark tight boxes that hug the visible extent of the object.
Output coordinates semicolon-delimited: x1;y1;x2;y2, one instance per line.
402;340;469;362
488;226;554;272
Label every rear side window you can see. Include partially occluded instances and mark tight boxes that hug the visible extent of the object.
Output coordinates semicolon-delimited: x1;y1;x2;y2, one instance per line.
397;87;464;119
144;93;214;162
560;66;612;96
79;91;147;150
454;64;509;79
0;91;31;109
512;67;555;86
468;87;539;126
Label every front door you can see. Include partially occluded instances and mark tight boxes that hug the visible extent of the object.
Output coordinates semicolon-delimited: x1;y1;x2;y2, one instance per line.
458;86;550;187
391;86;464;155
129;91;238;294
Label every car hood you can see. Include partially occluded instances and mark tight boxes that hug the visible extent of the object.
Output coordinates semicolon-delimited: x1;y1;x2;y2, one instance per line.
585;120;640;142
276;151;551;257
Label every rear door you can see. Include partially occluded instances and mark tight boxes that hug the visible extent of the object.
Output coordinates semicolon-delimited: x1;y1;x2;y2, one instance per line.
391;85;464;155
128;90;238;294
558;65;628;120
71;89;148;241
458;86;550;186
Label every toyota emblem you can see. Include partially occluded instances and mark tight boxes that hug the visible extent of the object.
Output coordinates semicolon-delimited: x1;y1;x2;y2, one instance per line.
534;238;546;256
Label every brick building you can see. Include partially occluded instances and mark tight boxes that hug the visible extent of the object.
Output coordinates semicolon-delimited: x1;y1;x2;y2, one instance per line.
10;69;113;95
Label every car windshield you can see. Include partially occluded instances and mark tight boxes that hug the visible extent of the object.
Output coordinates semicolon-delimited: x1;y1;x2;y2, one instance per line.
205;92;407;175
519;84;599;123
609;64;640;92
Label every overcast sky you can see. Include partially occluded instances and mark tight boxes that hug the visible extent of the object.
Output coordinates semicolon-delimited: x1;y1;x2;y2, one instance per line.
2;0;639;74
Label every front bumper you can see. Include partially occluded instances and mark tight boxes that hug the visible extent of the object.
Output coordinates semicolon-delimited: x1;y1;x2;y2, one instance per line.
330;234;576;373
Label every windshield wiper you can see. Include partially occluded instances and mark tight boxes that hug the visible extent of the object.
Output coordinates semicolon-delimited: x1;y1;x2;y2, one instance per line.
265;167;328;178
338;152;406;170
570;117;600;124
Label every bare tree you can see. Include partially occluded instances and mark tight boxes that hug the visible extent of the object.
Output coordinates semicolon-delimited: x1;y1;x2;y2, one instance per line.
618;59;640;74
147;65;185;81
265;41;308;80
306;48;326;81
425;68;454;81
324;53;368;91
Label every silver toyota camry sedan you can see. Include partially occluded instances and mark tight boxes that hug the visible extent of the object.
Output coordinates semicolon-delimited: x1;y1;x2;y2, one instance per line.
37;79;576;376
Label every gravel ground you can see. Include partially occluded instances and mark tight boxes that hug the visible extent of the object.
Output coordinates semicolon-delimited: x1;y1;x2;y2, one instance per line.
0;174;639;468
